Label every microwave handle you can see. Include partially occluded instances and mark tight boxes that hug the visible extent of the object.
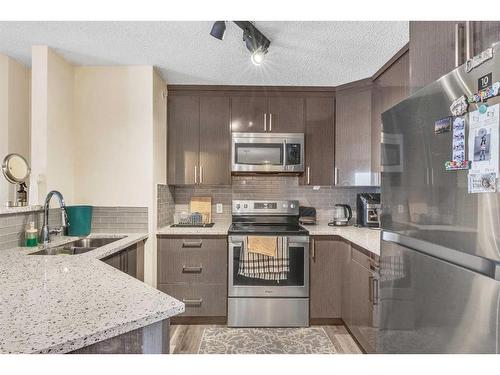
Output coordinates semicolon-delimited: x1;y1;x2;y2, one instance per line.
264;113;267;132
283;140;287;169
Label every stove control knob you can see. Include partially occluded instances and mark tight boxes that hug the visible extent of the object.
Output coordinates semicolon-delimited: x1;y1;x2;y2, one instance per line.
244;204;248;208
290;203;296;209
236;204;240;209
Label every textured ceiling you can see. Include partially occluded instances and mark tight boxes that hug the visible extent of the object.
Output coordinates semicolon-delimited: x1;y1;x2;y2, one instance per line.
0;21;409;86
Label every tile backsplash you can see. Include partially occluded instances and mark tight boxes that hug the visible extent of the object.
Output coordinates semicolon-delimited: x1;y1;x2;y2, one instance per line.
0;206;148;251
166;176;379;225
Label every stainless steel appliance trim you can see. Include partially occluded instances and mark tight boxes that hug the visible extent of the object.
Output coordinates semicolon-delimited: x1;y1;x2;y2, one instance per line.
382;230;499;280
227;297;309;327
465;21;472;60
228;235;310;298
232;200;299;216
231;132;304;173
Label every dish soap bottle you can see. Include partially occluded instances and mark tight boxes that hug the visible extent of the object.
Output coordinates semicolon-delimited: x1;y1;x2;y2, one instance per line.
25;222;38;247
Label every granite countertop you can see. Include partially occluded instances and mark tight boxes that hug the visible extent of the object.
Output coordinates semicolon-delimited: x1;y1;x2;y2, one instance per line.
305;221;381;256
157;220;380;256
0;233;184;354
157;220;231;236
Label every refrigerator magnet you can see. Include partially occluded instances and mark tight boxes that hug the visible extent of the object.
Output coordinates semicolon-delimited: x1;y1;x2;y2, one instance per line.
434;116;452;134
445;160;470;171
450;95;468;116
468;172;497;193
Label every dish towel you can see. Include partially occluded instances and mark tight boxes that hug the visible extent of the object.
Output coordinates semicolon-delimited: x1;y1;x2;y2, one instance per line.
238;237;290;281
247;236;277;257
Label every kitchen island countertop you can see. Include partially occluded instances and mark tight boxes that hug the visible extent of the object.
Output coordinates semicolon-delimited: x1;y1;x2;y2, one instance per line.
0;233;184;354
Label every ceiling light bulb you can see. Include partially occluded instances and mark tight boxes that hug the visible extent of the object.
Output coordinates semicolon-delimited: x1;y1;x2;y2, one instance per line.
251;50;265;66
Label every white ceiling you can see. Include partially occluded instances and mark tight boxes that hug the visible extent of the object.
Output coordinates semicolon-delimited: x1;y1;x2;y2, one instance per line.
0;21;409;86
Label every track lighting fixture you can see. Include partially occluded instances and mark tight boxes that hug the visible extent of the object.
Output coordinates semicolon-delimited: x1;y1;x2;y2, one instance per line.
210;21;271;65
210;21;226;40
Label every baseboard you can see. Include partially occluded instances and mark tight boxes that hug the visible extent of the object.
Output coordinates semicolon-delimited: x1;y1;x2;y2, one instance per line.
171;316;227;325
309;318;343;326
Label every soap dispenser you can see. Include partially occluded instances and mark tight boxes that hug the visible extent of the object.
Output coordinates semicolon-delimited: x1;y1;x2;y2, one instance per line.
25;222;38;247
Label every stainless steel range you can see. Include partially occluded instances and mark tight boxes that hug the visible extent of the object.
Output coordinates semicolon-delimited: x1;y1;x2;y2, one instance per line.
227;200;310;327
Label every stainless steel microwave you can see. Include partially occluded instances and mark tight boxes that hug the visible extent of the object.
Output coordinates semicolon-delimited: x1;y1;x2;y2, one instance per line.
231;132;304;173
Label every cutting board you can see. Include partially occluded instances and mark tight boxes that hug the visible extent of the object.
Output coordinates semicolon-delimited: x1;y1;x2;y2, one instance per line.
190;196;212;224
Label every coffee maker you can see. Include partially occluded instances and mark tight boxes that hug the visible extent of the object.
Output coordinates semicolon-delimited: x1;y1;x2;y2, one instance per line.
356;193;380;227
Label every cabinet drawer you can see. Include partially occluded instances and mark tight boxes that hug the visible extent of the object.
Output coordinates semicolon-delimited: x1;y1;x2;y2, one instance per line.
351;245;378;271
158;283;227;317
157;237;227;284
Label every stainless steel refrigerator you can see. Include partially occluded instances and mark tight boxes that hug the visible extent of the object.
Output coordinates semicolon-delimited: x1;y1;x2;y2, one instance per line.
378;42;500;353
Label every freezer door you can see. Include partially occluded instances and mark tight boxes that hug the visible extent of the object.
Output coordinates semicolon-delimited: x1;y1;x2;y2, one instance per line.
377;239;500;353
381;42;500;263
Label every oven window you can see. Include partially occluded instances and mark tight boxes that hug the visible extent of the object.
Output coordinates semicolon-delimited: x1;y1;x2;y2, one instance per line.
381;143;401;166
235;143;283;165
231;244;305;286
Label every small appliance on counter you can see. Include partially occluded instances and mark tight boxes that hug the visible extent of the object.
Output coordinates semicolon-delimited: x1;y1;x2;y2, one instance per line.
170;196;215;228
299;206;316;225
329;204;352;226
356;193;380;228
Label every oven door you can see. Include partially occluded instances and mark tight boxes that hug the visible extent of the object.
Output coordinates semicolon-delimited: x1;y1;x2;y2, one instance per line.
232;134;286;172
228;235;309;298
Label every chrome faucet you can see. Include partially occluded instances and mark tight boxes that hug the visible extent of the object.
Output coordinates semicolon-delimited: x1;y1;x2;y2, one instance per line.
40;190;69;245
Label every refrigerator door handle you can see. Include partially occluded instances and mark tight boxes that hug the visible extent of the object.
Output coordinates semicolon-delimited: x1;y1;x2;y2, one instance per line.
383;230;500;281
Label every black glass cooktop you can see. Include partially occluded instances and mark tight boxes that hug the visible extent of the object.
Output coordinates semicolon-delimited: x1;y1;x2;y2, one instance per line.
228;223;309;235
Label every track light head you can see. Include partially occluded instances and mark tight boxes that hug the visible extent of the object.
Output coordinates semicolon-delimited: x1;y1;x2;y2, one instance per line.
210;21;226;40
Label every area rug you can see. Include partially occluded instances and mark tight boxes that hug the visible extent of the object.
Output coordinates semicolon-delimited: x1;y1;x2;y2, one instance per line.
197;327;336;354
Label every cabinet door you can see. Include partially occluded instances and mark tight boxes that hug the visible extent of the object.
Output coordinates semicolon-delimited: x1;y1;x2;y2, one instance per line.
167;96;200;185
335;86;372;186
409;21;463;92
199;96;231;185
303;97;334;186
104;252;121;270
230;96;268;132
349;256;376;353
371;52;409;183
268;96;305;133
472;21;500;54
310;237;342;320
127;246;137;279
339;241;351;327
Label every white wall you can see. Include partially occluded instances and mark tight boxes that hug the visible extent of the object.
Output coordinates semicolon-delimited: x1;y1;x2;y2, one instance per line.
73;66;154;207
0;54;31;204
30;46;75;205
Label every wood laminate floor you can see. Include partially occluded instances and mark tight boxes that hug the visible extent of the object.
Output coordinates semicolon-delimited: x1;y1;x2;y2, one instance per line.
170;324;363;354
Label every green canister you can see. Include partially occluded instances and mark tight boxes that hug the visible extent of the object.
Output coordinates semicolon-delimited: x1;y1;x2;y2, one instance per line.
66;205;93;236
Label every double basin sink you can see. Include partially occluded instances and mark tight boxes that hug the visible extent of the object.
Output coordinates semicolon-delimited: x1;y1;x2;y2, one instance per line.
31;237;125;255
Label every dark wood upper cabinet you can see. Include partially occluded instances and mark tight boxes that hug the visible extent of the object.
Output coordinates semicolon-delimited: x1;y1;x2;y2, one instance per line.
231;95;305;133
409;21;500;93
199;96;231;185
230;96;268;133
335;82;372;186
302;96;334;186
268;96;305;133
472;21;500;54
371;50;409;184
167;96;200;185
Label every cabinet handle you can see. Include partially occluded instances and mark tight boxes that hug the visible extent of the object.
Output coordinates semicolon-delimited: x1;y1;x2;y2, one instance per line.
311;238;316;261
182;240;203;248
194;165;197;185
334;167;339;185
200;165;203;184
307;166;310;185
182;298;203;307
368;275;374;303
264;113;267;132
454;23;464;67
269;113;272;132
182;265;203;273
465;21;472;60
373;278;379;306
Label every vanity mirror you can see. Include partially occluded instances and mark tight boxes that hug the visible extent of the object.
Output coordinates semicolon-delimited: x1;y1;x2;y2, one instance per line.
2;153;30;207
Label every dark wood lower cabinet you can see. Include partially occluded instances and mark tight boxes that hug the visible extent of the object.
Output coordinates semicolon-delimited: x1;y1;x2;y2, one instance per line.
70;319;170;354
102;242;143;281
309;237;343;322
157;235;228;323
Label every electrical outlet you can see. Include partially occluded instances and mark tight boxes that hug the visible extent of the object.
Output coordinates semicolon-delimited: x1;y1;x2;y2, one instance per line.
398;204;405;214
216;203;223;214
